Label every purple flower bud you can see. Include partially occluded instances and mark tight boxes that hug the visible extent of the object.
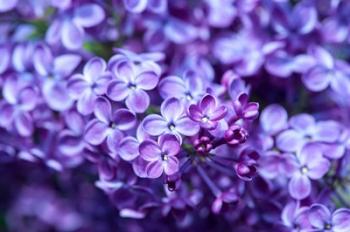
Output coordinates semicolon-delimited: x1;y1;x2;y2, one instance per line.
224;125;248;146
234;149;259;181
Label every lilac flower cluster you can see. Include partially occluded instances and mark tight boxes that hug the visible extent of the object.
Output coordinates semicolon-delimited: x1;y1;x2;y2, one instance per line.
1;0;350;231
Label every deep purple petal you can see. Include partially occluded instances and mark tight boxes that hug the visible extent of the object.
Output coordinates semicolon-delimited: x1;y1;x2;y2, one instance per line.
112;108;136;130
139;140;161;161
188;105;203;121
142;114;167;136
200;94;216;114
210;105;227;121
125;89;150;113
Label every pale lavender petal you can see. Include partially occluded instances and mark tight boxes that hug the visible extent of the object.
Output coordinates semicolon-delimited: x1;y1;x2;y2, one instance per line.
289;113;315;133
139;140;161;161
288;174;311;199
64;109;84;134
84;119;109;145
83;57;106;83
119;137;140;161
112;109;136;130
93;72;113;95
45;19;62;45
302;66;332;92
33;44;53;76
74;4;105;28
14;112;33;137
146;160;163;178
322;144;345;159
3;77;18;104
260;104;288;134
18;87;38;111
132;157;148;178
143;114;167;136
276;129;304;152
307;157;330;180
0;0;18;12
175;117;200;136
0;46;10;74
58;130;84;156
53;54;82;77
67;74;90;99
135;71;159;90
123;0;148;13
112;61;135;82
159;134;180;156
125;89;150;113
294;5;317;34
43;80;73;111
161;97;184;122
332;208;350;232
158;75;186;99
164;18;197;44
77;90;96;115
298;142;323;165
94;97;112;124
307;204;330;229
107;81;129;101
314;121;342;143
322;18;348;43
106;129;123;154
281;201;298;227
163;156;179;175
310;46;334;69
61;20;84;50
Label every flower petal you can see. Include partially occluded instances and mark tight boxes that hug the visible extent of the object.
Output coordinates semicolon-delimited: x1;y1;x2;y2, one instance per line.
107;81;129;101
175;117;200;136
163;156;179;175
74;4;105;28
260;104;288;135
146;160;163;178
94;97;112;124
276;129;305;153
67;74;90;99
119;137;140;161
161;97;184;122
139;140;161;161
159;134;180;156
112;108;136;131
302;66;332;92
83;57;106;83
84;119;109;145
125;89;150;113
158;75;186;99
61;20;84;50
332;208;350;232
307;204;331;229
288;174;311;199
142;114;167;136
77;90;96;115
135;70;159;90
14;112;33;137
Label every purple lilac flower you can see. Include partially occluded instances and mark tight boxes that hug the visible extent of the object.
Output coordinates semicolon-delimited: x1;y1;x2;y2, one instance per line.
188;94;227;129
287;143;330;199
143;97;200;141
307;204;350;232
68;57;112;115
84;97;136;149
46;3;105;50
139;134;180;178
107;60;161;113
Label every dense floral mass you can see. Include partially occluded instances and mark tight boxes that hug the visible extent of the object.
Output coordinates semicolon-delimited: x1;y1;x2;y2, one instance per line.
1;0;350;231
